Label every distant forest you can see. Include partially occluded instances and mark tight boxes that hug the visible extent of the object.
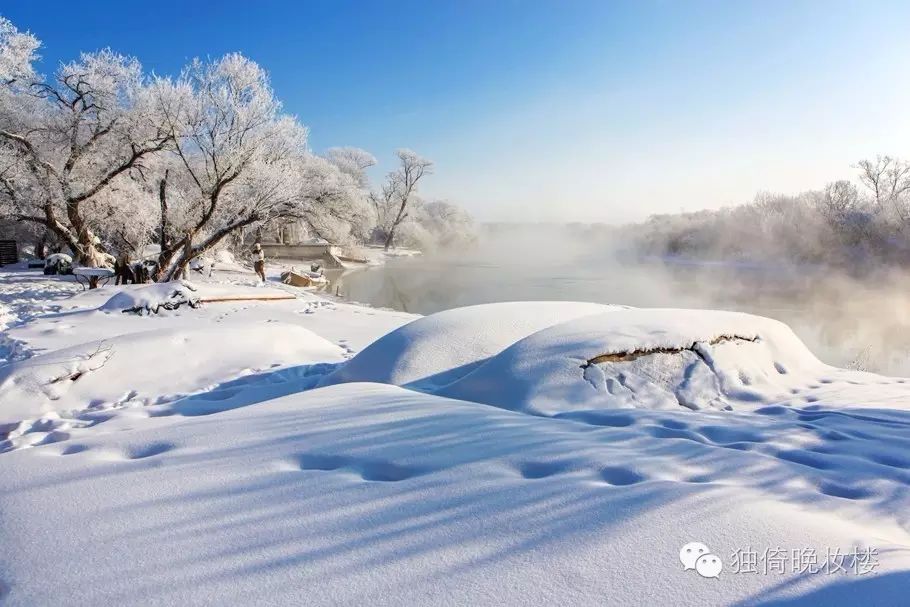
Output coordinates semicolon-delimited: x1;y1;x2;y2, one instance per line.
625;156;910;270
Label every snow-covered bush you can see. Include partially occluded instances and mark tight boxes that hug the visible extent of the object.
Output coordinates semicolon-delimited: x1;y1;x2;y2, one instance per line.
101;281;200;315
43;253;73;275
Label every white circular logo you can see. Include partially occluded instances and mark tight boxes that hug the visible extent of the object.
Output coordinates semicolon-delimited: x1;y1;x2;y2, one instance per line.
680;542;722;578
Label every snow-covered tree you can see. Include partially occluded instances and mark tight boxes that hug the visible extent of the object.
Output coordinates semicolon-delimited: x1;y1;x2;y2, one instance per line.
817;180;860;221
376;199;476;251
0;32;172;265
291;152;374;244
856;156;910;225
418;200;476;248
375;149;433;250
323;146;375;189
0;16;39;86
151;54;310;279
0;15;472;268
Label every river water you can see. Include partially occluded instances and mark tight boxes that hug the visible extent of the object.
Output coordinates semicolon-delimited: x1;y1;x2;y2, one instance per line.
325;230;910;376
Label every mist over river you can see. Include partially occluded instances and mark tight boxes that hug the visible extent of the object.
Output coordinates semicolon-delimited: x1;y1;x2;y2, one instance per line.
327;225;910;376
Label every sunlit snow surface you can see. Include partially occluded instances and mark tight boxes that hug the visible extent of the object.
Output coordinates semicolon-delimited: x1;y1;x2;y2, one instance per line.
1;268;910;606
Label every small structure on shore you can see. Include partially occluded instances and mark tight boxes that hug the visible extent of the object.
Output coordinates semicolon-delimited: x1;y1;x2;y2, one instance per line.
0;239;18;266
259;242;351;269
280;267;328;288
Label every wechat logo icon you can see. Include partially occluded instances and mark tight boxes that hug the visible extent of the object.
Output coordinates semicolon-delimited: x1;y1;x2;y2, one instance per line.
680;542;723;578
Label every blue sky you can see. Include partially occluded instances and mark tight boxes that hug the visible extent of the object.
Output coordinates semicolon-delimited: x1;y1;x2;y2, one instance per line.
6;1;910;222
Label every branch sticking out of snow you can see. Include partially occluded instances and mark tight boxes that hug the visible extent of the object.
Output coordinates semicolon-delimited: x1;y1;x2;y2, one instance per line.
582;334;759;367
46;344;113;385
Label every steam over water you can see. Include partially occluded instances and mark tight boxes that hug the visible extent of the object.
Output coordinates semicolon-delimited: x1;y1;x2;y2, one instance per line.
333;225;910;376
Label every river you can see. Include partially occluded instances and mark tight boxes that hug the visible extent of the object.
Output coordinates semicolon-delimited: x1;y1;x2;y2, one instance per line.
323;230;910;376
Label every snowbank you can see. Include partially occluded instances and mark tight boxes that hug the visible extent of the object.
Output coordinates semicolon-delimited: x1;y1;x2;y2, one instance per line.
321;301;620;389
5;280;414;364
0;323;344;429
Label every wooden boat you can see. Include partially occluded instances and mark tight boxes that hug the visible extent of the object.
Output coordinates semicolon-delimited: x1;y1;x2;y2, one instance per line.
336;254;369;264
280;268;328;288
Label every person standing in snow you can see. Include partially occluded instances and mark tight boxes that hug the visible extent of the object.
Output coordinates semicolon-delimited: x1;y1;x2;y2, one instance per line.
251;242;266;282
114;252;135;285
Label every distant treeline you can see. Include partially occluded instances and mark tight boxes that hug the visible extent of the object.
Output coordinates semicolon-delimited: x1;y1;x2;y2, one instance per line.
625;156;910;270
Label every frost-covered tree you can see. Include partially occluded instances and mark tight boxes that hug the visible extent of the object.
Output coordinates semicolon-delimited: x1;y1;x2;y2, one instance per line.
625;156;910;267
151;54;310;279
856;156;910;225
292;152;374;244
375;149;433;250
0;25;172;265
0;16;39;85
89;171;160;253
817;180;860;221
0;15;470;268
323;146;375;189
418;200;476;248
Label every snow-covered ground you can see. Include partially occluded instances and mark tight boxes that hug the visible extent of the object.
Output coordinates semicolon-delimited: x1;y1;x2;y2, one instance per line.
1;264;909;606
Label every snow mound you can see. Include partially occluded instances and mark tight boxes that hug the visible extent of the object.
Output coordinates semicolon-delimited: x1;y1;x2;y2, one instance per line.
326;303;830;414
439;308;826;414
0;323;345;429
320;301;620;389
100;280;200;314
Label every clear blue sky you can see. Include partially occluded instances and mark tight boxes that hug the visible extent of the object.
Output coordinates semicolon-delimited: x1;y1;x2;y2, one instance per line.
5;1;910;222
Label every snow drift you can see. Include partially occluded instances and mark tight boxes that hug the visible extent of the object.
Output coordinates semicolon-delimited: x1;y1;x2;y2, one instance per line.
3;382;910;606
326;304;833;414
0;323;344;428
439;308;827;414
320;301;620;389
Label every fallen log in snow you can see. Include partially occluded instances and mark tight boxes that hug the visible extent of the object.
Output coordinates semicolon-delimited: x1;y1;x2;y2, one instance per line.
198;294;296;304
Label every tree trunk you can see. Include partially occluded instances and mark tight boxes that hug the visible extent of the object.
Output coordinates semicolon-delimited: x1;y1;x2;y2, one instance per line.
165;232;195;281
160;217;259;282
65;200;105;266
177;235;193;279
155;170;173;280
384;198;409;251
18;203;81;260
158;170;169;254
383;225;396;251
35;233;47;260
